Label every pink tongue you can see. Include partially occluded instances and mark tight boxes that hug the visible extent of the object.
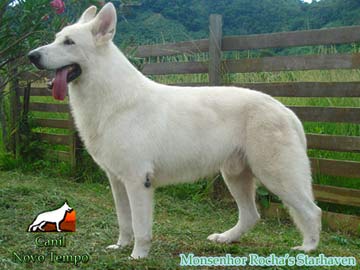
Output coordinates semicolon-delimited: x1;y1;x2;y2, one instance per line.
52;68;68;100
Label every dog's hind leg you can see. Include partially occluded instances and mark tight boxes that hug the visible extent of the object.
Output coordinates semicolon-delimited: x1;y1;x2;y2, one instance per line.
28;224;37;232
106;173;133;249
286;202;321;252
208;160;260;244
28;220;42;232
38;221;47;231
248;144;321;252
28;224;35;232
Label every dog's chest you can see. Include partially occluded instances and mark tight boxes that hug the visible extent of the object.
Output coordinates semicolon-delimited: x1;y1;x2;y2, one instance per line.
68;93;133;172
68;92;105;150
70;109;115;171
71;110;107;160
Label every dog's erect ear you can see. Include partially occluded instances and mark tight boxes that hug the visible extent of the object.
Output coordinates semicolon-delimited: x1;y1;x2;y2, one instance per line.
78;6;97;24
91;3;117;45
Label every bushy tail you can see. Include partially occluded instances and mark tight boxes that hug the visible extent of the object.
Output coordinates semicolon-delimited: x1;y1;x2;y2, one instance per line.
288;109;307;150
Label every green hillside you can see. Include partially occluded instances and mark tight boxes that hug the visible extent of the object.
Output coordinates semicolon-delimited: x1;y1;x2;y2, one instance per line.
117;0;360;45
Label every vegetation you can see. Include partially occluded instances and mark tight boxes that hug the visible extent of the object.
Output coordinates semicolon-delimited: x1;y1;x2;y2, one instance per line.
118;0;360;45
0;170;359;270
0;0;109;158
0;0;107;90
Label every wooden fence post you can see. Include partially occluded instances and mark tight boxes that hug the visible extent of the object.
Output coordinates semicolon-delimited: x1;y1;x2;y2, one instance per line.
22;82;31;134
0;77;8;151
9;66;21;158
69;114;79;170
209;14;222;86
209;14;225;199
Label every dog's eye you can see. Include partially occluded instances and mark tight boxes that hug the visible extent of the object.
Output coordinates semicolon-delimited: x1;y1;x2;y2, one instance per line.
63;38;75;45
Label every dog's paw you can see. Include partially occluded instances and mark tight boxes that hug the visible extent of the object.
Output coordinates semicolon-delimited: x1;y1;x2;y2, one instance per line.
106;239;132;250
130;251;148;259
207;233;232;244
291;245;316;253
106;244;121;250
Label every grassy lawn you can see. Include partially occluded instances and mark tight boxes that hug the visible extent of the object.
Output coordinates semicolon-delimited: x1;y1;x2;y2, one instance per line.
0;170;359;269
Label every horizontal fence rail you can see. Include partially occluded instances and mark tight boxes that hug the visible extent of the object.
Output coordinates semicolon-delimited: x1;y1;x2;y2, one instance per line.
289;106;360;123
170;81;360;97
311;158;360;179
34;118;72;129
36;133;72;145
233;82;360;97
135;25;360;57
306;134;360;152
222;25;360;51
313;184;360;207
19;71;49;81
223;53;360;73
19;87;51;96
29;102;69;113
142;54;360;75
134;39;209;57
142;61;208;75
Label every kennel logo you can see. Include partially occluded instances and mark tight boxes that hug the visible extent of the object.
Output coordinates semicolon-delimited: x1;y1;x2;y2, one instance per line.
28;201;76;232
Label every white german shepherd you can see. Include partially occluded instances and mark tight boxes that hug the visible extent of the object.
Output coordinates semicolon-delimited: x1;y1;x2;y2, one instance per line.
28;3;321;258
28;202;72;232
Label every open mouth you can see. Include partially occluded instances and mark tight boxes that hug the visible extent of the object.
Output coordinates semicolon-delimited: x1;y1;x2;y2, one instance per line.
48;64;81;100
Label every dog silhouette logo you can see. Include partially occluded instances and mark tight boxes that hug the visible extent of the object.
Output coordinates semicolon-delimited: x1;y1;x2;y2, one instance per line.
28;201;76;232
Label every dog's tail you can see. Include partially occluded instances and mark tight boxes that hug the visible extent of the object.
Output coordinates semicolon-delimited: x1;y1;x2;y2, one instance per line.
288;108;307;150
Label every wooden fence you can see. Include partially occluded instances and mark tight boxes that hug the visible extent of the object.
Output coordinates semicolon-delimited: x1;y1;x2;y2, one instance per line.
11;76;79;168
12;15;360;233
133;15;360;233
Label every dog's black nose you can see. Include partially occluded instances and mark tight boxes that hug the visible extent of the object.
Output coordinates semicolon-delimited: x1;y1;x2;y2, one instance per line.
28;51;42;67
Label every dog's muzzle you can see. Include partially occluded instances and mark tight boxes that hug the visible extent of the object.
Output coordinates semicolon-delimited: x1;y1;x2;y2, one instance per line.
28;51;45;70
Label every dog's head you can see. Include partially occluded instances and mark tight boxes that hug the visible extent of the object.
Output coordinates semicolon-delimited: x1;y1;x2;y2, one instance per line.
63;201;73;212
28;3;117;100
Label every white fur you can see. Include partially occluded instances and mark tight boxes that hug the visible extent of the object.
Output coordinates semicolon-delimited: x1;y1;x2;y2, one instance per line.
29;3;321;258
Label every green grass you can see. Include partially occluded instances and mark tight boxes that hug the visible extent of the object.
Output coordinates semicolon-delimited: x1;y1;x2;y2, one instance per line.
0;170;359;270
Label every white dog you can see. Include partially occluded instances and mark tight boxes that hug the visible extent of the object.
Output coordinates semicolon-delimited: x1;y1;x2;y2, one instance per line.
28;3;321;258
28;202;72;232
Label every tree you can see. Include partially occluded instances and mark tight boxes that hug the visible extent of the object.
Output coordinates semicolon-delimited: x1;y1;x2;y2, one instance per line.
0;0;107;89
0;0;104;152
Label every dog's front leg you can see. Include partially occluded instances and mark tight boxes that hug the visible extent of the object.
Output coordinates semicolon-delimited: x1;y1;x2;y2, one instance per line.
56;222;61;232
125;178;154;259
107;173;133;249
